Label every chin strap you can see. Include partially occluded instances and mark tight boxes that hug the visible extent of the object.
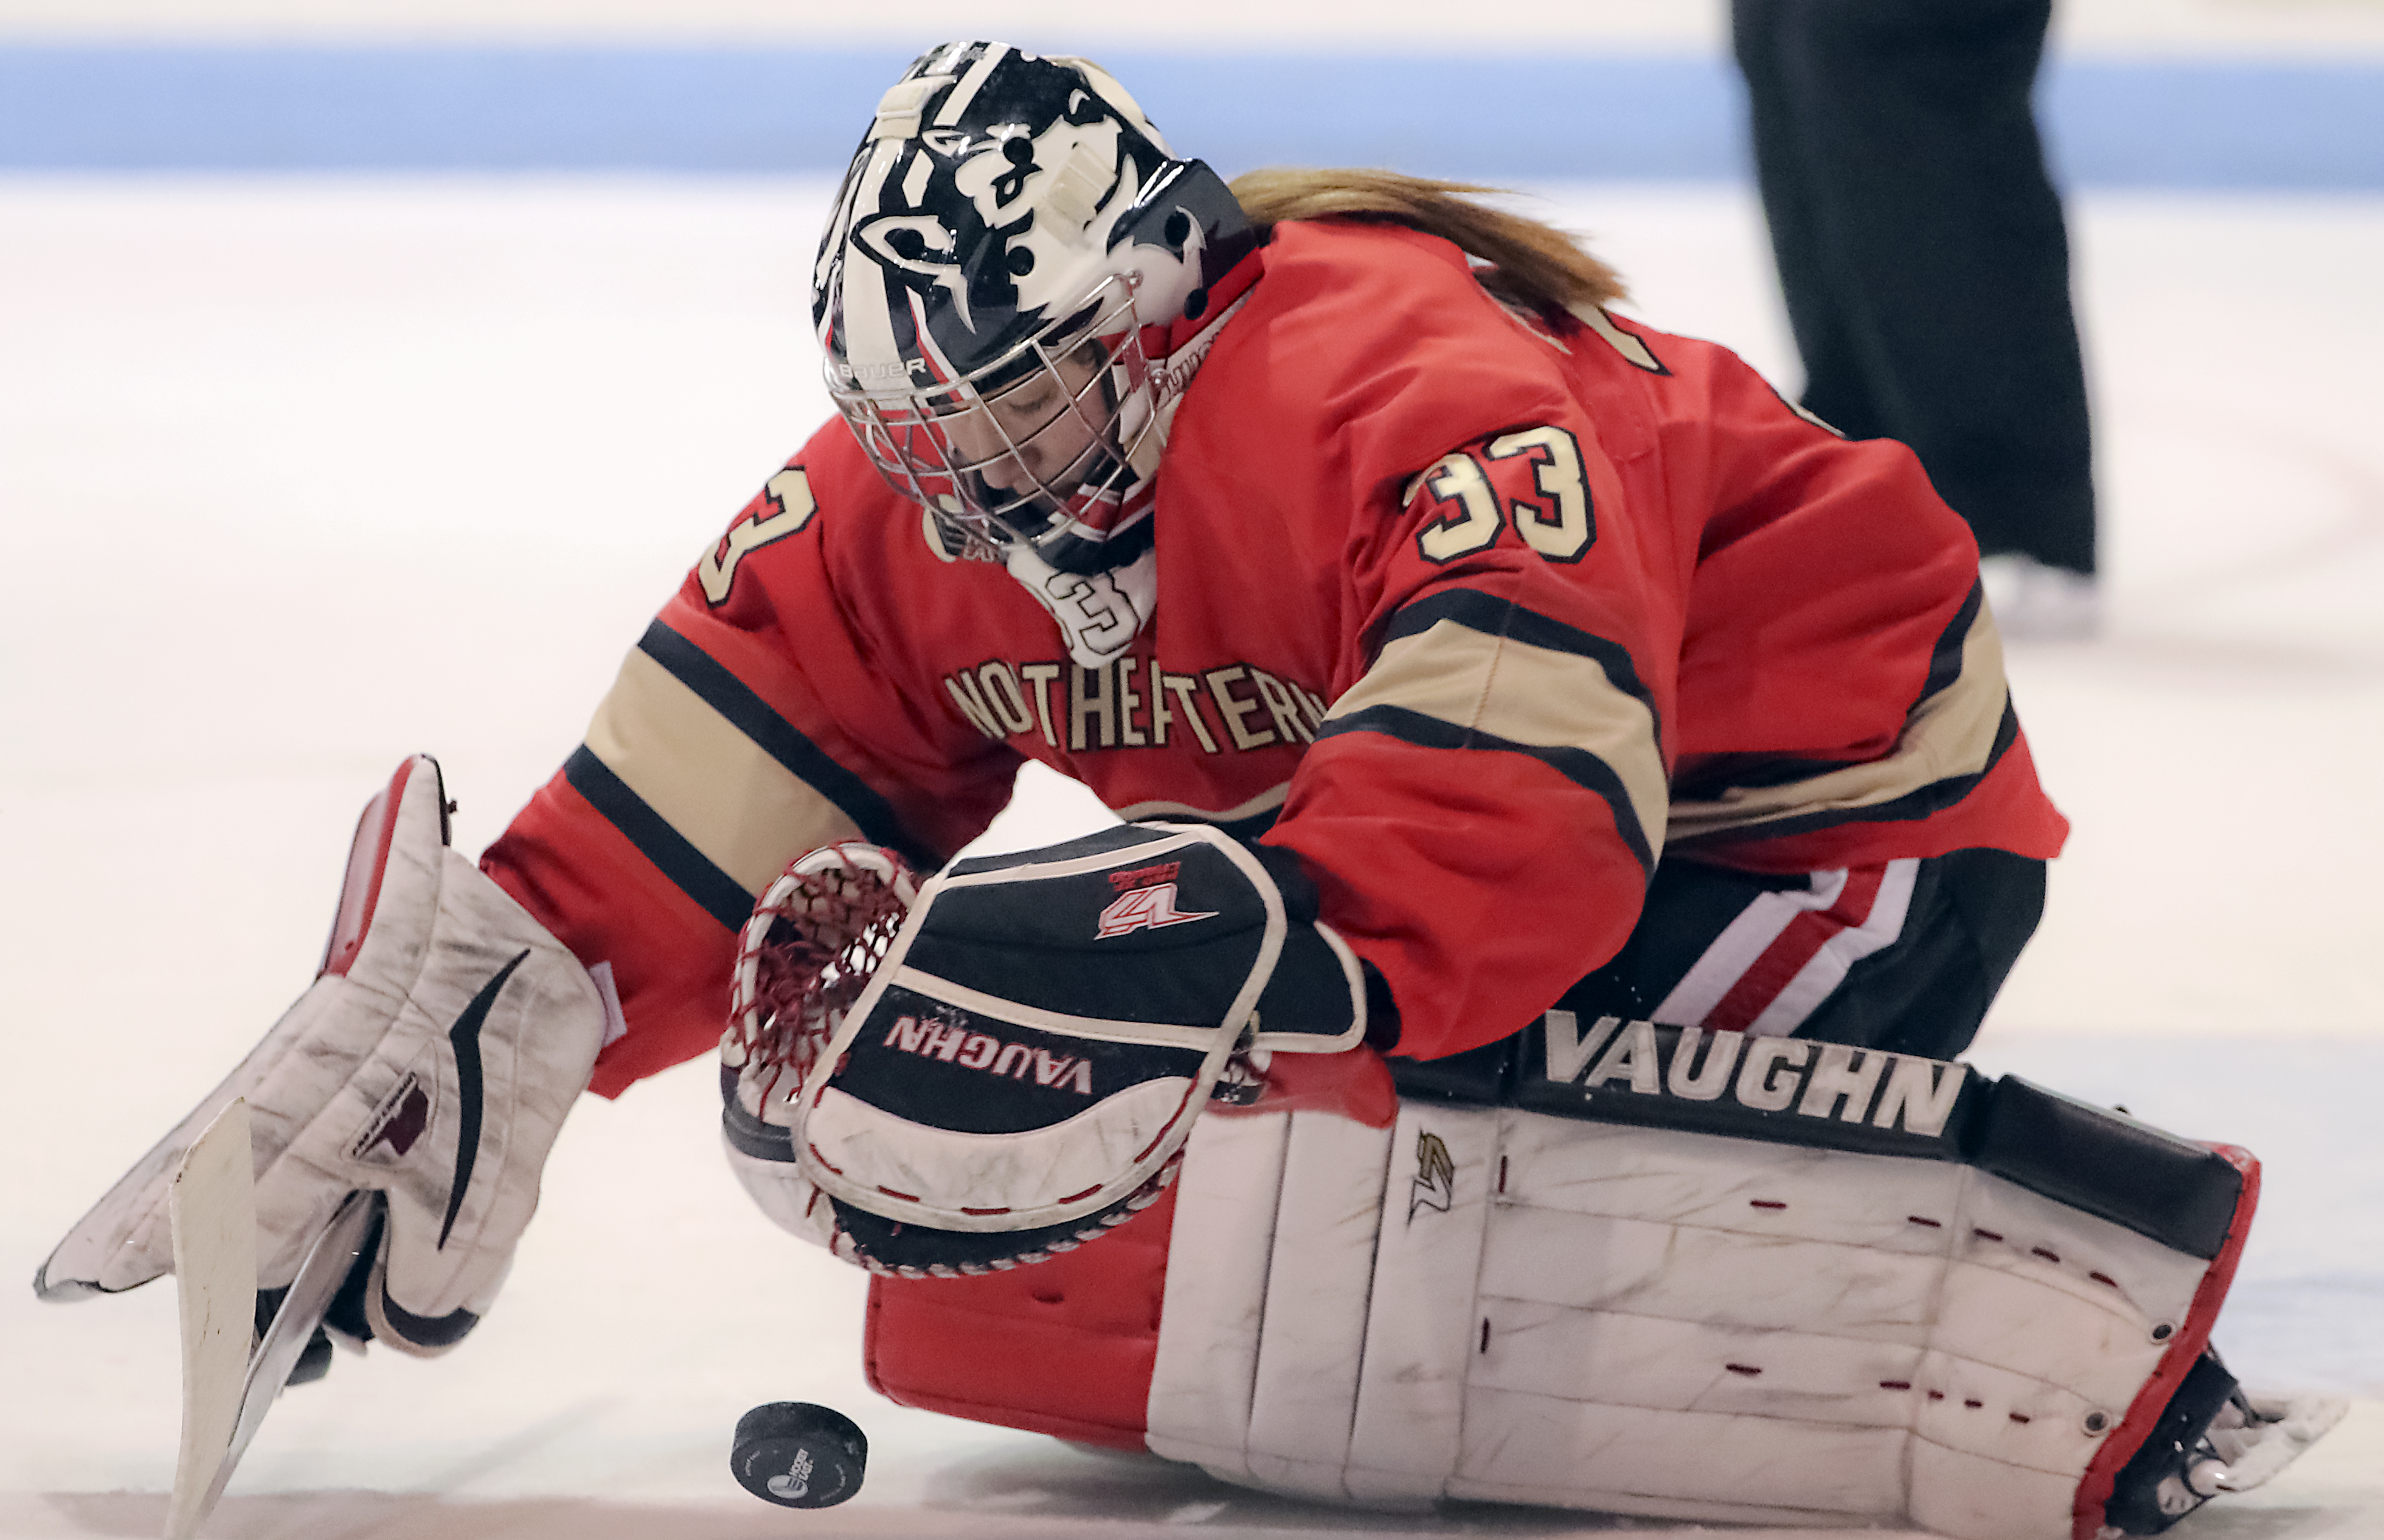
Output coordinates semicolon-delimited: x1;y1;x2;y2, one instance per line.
1004;541;1158;668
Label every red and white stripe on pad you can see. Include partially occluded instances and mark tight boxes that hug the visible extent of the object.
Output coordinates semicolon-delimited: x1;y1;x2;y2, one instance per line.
1652;859;1919;1037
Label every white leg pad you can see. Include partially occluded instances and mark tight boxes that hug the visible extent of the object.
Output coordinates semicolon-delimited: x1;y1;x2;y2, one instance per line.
1242;1111;1395;1496
1144;1111;1292;1483
1345;1102;1498;1506
1147;1103;2222;1540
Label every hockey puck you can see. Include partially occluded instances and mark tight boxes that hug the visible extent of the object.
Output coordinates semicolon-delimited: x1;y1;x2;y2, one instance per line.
730;1401;868;1508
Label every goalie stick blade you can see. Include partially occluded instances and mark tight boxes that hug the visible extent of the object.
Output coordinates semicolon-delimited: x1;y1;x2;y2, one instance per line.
187;1189;381;1533
165;1100;257;1540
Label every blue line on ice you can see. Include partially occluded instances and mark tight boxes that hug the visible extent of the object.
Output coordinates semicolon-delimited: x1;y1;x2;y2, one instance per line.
2;46;2380;187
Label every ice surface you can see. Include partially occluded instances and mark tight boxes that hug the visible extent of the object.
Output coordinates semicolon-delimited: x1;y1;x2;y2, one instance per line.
2;177;2379;1536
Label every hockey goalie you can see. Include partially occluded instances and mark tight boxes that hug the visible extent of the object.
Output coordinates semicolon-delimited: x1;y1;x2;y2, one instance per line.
36;40;2337;1540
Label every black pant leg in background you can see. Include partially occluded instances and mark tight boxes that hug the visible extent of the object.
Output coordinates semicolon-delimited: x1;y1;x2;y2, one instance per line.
1733;0;2096;575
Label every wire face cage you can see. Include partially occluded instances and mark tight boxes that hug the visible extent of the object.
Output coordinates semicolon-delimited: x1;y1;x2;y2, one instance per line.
825;271;1162;564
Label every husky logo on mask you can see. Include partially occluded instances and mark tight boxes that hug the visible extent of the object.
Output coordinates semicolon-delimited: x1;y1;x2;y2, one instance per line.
816;44;1179;397
815;41;1260;591
845;105;1141;342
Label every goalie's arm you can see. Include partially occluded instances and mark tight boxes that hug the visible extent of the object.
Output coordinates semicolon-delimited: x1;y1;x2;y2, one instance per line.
38;437;1013;1356
1264;433;1673;1063
38;755;606;1358
483;442;1022;1097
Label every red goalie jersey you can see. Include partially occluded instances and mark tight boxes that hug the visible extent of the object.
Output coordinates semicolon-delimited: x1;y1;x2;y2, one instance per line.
482;219;2067;1098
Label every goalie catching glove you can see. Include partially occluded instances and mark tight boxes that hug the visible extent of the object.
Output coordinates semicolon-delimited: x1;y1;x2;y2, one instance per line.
35;755;609;1357
722;823;1368;1275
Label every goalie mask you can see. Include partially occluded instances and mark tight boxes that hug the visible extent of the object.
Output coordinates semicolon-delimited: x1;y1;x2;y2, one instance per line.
813;40;1258;577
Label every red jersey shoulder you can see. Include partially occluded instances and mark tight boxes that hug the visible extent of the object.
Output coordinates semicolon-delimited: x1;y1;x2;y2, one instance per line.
1208;222;1582;446
1242;226;1775;462
1548;306;1852;460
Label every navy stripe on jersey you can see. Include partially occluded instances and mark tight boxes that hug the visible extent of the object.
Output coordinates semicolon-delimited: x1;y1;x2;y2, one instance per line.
1318;704;1657;875
563;746;752;931
1674;751;1863;799
1381;588;1663;747
1676;583;1986;808
1679;582;1981;809
637;620;935;869
1666;578;2010;848
1912;582;1984;712
1670;698;2022;850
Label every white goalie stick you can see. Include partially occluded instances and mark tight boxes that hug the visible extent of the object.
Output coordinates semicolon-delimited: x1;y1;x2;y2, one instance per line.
165;1100;380;1539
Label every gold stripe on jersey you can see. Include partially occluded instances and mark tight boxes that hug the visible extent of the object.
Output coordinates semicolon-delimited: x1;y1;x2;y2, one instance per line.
1667;594;2011;846
1324;613;1667;861
581;645;862;897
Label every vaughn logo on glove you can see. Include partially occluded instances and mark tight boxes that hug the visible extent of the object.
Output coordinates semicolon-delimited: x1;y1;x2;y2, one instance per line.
723;823;1367;1276
876;1011;1098;1095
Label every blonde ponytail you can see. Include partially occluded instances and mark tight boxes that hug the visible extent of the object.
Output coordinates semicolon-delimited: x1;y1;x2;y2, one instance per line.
1226;167;1627;312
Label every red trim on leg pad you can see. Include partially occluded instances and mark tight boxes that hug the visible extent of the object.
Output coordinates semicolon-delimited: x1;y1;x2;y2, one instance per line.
2072;1145;2261;1540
